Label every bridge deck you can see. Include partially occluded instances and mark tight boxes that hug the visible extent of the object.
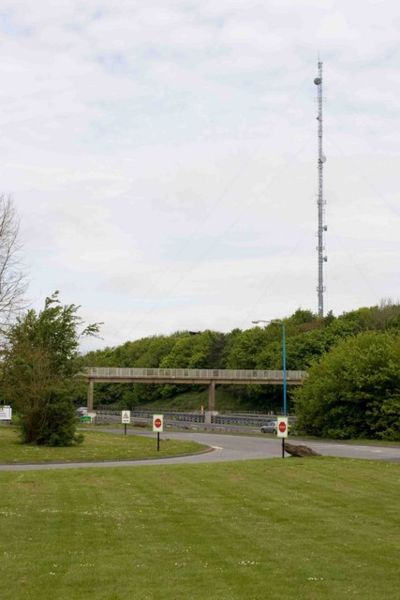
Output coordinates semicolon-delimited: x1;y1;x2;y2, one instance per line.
83;367;307;385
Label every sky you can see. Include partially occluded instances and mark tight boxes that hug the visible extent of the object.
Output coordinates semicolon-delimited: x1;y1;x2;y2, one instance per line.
0;0;399;351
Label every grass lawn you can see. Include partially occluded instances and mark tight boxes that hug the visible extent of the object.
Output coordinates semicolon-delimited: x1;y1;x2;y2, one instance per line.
0;427;206;464
0;458;399;600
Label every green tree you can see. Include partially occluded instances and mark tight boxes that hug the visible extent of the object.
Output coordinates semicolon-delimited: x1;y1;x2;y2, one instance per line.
159;331;222;399
294;331;400;440
1;292;100;445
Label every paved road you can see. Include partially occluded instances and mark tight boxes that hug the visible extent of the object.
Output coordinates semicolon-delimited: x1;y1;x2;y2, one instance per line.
1;430;399;471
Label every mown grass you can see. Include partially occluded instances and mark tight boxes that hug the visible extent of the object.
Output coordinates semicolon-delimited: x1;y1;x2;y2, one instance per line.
0;458;399;600
0;427;205;464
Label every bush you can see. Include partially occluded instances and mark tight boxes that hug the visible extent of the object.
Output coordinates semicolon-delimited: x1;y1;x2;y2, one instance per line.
20;395;84;447
294;331;400;440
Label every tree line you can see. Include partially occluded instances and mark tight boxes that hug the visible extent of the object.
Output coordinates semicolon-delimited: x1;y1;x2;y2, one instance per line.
84;303;400;440
0;195;399;443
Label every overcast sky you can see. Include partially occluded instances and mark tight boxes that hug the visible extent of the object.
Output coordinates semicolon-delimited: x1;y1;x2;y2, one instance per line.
1;0;399;350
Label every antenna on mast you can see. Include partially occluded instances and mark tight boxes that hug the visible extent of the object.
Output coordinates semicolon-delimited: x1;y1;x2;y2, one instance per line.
314;61;327;317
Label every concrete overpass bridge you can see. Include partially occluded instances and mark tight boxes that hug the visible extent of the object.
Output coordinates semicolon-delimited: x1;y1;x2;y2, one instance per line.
83;367;307;411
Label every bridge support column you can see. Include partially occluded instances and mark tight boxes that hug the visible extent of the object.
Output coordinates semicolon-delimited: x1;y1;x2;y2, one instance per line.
208;381;215;411
87;380;94;411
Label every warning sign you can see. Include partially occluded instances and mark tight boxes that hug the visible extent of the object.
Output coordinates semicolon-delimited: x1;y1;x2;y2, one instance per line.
121;410;131;424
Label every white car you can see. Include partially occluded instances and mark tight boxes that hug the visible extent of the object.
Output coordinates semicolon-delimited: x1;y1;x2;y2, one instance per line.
260;421;277;434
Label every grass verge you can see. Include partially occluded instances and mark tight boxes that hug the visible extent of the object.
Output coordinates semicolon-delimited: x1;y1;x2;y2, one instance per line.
0;458;399;600
0;427;206;464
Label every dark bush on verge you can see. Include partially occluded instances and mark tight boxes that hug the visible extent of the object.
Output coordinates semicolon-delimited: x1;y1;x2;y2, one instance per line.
20;395;84;446
294;331;400;440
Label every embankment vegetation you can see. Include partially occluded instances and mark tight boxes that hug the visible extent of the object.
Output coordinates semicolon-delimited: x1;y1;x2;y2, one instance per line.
83;302;400;440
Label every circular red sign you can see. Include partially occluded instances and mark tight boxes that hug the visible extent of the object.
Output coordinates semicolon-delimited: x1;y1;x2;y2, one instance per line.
278;421;287;433
154;418;162;428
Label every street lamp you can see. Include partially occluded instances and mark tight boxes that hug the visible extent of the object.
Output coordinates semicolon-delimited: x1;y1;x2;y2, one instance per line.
252;319;287;416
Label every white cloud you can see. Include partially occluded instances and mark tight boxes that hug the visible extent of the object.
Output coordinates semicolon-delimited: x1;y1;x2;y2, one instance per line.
0;0;399;350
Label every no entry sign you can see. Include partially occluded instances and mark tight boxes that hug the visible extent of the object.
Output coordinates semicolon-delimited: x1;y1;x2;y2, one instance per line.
277;416;288;438
153;414;164;432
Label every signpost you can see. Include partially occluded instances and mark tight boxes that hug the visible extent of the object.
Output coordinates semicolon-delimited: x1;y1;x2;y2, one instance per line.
277;416;288;458
153;414;164;451
121;410;131;435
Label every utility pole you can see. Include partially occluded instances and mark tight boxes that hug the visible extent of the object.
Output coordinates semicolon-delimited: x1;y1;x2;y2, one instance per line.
314;61;327;317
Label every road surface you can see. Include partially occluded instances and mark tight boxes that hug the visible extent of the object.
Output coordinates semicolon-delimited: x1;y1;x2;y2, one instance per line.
0;430;399;471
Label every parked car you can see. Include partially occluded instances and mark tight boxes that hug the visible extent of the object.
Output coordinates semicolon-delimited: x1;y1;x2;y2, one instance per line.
260;421;277;434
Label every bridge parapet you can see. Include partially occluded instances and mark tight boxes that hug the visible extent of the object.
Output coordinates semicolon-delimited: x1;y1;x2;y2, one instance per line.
83;366;307;384
82;367;307;411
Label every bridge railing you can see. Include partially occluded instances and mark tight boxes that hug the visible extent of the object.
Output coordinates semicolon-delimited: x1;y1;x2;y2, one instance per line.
84;367;306;381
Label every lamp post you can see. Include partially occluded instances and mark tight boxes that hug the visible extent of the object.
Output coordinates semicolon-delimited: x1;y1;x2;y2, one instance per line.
252;319;287;416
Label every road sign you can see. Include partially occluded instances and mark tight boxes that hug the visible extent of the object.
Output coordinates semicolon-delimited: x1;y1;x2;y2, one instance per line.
121;410;131;424
277;416;288;438
0;406;12;420
153;414;164;432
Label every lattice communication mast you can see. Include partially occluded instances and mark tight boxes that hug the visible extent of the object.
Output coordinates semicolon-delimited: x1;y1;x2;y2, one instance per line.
314;61;327;317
